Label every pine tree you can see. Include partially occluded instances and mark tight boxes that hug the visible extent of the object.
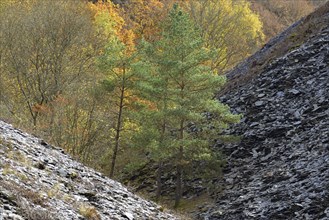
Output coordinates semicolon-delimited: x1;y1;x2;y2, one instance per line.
135;4;241;207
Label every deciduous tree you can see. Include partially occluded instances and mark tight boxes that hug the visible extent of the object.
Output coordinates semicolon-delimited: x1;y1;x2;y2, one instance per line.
188;0;264;72
120;0;165;42
249;0;315;41
0;1;96;126
0;0;110;167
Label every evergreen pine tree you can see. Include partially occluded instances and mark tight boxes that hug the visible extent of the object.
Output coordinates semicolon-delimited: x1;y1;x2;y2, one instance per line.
134;4;241;207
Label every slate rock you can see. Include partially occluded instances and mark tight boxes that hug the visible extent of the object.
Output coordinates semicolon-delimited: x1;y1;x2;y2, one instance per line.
0;121;179;220
199;13;329;220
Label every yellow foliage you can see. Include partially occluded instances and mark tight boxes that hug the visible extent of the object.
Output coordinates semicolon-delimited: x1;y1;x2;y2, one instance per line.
89;1;135;54
89;2;123;36
188;0;264;71
0;0;16;11
249;0;315;41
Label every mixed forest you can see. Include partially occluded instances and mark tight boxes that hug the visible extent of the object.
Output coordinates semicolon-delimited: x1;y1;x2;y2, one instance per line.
0;0;322;208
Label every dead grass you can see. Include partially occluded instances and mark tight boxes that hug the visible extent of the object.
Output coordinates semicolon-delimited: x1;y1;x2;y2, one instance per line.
0;180;47;207
0;179;54;220
17;198;55;220
78;204;101;220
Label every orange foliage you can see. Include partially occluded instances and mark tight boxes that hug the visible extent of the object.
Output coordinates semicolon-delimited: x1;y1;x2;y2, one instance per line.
52;94;69;106
32;104;50;114
89;0;190;44
121;0;166;41
88;1;136;53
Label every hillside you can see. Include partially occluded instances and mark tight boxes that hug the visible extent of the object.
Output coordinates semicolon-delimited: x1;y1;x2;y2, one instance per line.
1;2;329;220
248;0;316;42
198;2;329;219
0;121;179;219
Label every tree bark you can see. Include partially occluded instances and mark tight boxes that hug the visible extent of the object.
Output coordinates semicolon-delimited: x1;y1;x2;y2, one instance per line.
175;119;184;208
110;69;126;178
156;161;163;201
156;98;168;201
175;156;183;208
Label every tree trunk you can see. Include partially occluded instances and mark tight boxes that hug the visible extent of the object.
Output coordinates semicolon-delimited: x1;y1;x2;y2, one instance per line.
175;119;184;208
32;114;38;127
110;72;126;178
175;155;183;208
156;116;167;201
156;161;163;201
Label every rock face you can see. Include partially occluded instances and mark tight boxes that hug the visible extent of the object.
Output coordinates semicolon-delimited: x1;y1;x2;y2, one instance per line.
0;121;178;220
201;6;329;220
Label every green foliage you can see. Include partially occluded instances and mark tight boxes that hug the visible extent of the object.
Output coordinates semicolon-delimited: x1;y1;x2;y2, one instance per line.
95;5;139;177
135;4;240;161
134;4;241;207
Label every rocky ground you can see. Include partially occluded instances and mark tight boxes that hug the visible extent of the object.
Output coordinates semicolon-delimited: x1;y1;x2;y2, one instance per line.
199;7;329;220
0;121;179;220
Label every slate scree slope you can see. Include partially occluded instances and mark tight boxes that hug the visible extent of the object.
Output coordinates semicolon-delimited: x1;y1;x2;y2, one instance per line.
0;121;178;220
200;3;329;220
